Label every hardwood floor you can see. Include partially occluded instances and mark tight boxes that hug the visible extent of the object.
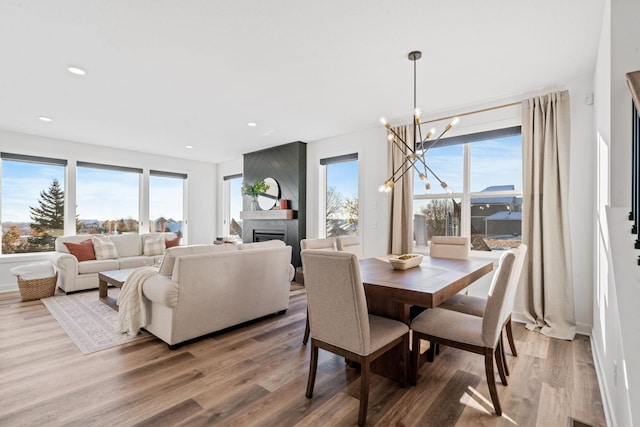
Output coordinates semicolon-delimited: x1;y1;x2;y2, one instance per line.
0;287;606;426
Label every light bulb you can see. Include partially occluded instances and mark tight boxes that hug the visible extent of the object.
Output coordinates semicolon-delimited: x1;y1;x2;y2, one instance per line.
418;173;426;181
427;128;436;138
425;182;431;194
387;133;394;141
441;181;454;193
378;184;386;192
451;117;460;126
414;108;421;118
380;117;387;126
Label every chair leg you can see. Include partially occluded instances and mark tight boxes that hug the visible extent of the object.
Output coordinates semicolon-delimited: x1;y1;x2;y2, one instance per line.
484;349;502;416
495;340;508;386
358;360;370;427
401;333;409;387
306;343;318;398
410;333;421;386
500;334;510;377
505;316;518;357
302;310;310;345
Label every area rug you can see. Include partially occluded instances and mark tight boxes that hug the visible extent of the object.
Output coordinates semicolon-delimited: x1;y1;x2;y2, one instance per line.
41;289;151;354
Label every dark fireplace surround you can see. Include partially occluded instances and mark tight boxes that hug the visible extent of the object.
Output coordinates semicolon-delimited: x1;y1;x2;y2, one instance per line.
242;141;306;267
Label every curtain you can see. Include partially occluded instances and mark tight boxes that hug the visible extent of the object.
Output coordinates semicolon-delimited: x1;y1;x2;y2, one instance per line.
388;125;414;255
521;90;576;340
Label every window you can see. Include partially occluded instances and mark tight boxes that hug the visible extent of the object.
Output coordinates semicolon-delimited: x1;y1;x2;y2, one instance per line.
413;127;522;251
224;174;243;238
149;170;186;239
76;162;141;235
321;154;358;237
1;153;67;254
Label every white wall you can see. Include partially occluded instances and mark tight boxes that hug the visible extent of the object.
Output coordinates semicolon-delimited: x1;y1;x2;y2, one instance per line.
305;126;390;258
0;129;217;291
591;0;640;425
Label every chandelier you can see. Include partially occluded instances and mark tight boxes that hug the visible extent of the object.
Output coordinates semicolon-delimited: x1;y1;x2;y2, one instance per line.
379;51;459;193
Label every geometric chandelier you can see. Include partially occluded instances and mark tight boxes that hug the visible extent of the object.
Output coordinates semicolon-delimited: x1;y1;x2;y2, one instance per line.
379;50;459;193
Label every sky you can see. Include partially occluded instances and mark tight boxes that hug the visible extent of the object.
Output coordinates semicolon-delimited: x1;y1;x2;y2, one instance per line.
1;161;183;223
413;134;522;195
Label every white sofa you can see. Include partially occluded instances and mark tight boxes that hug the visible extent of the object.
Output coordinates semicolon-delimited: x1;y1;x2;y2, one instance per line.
141;240;293;347
52;232;176;293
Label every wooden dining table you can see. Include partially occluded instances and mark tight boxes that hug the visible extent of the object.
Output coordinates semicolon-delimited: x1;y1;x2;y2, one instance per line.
359;255;494;383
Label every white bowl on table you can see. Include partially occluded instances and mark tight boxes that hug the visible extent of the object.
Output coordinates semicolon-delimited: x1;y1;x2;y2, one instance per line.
389;254;424;270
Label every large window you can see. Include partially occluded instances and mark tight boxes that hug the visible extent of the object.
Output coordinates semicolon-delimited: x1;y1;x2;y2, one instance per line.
413;127;522;251
76;162;141;235
1;153;66;254
224;174;243;238
322;154;358;237
149;170;186;238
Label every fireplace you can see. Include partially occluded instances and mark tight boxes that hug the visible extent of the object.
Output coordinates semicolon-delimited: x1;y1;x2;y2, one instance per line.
253;228;286;243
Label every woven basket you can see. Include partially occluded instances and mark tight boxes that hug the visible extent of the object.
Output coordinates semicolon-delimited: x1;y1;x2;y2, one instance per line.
17;273;58;301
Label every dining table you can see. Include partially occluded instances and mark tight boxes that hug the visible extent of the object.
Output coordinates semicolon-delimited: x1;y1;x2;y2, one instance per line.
359;254;494;384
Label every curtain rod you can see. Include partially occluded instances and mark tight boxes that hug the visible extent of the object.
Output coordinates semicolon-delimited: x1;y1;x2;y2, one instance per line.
420;101;521;125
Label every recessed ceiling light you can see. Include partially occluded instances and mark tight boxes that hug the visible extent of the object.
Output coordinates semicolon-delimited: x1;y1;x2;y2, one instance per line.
67;66;86;76
38;116;52;122
185;145;193;149
248;122;257;127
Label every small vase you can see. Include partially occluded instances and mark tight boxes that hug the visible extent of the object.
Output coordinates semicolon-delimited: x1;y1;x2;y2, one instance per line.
250;197;260;211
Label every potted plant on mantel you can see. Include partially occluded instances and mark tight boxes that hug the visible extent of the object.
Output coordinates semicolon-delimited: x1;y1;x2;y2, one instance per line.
241;180;270;211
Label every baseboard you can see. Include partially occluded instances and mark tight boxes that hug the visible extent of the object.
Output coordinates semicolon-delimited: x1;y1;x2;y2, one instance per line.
590;329;615;427
0;282;18;293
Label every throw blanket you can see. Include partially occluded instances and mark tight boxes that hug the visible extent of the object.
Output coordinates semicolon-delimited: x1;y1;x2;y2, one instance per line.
118;267;159;336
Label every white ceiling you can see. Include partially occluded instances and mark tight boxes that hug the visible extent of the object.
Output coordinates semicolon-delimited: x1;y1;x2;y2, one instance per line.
0;1;605;164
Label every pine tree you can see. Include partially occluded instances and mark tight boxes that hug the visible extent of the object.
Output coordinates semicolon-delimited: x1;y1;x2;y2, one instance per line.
28;178;64;251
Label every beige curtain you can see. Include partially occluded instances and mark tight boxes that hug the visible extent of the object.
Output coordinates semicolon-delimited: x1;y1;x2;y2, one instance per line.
521;90;576;340
388;125;414;255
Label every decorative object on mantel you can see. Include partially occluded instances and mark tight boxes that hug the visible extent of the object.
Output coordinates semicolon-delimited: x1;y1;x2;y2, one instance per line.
258;177;280;210
379;51;460;193
242;180;270;211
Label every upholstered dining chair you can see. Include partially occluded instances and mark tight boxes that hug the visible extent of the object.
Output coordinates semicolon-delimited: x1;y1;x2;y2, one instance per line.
336;235;363;259
429;235;470;259
299;237;337;344
410;249;517;416
301;249;409;426
438;244;528;374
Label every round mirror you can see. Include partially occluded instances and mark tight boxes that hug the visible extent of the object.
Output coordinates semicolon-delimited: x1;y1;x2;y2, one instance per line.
258;177;279;210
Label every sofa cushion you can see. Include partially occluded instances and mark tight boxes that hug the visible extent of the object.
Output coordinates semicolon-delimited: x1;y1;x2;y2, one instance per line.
78;259;119;274
165;236;180;248
110;233;143;257
159;244;237;277
143;235;166;256
119;256;154;269
237;240;285;250
92;236;119;260
64;239;96;262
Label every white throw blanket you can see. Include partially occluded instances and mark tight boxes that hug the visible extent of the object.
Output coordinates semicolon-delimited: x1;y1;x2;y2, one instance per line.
117;267;159;336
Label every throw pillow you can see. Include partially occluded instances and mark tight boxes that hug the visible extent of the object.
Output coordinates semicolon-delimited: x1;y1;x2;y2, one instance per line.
92;236;119;260
64;239;96;262
144;236;166;256
165;236;180;248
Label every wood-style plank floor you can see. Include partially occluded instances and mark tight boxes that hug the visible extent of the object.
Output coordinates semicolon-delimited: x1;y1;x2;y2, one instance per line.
0;286;606;427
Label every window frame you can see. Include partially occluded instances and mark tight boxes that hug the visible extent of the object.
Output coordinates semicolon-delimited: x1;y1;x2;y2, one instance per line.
412;126;522;252
320;153;359;238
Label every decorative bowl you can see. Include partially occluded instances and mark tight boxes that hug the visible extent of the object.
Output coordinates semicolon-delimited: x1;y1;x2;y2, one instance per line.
389;254;424;270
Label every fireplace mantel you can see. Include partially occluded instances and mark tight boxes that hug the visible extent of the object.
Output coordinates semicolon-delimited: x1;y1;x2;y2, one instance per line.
240;209;295;220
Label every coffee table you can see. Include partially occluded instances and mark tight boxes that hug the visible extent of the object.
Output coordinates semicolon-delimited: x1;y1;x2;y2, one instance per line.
98;268;138;311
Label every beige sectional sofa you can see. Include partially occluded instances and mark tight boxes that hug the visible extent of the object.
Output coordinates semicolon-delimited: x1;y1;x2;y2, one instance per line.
52;232;176;293
141;240;293;347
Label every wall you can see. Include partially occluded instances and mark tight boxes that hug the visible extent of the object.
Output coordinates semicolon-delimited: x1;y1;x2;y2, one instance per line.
0;129;217;292
591;0;640;425
243;141;307;267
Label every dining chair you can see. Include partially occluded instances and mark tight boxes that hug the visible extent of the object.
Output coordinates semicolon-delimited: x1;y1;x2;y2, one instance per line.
336;235;363;259
410;249;517;416
438;244;527;374
429;235;470;259
299;237;337;344
301;249;409;426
